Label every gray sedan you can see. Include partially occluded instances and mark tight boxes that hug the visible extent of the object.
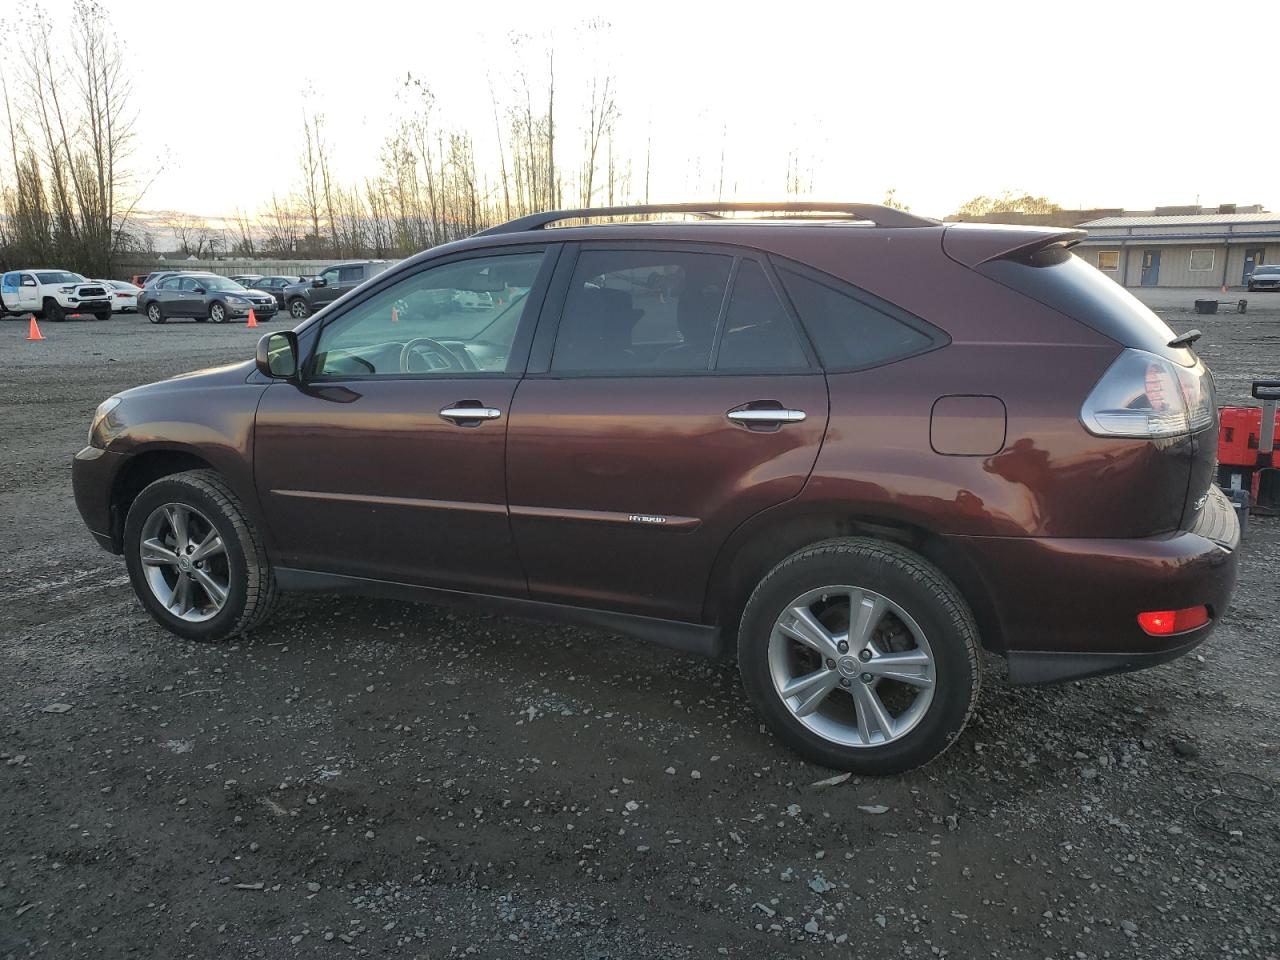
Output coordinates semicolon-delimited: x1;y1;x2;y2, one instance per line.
140;273;279;324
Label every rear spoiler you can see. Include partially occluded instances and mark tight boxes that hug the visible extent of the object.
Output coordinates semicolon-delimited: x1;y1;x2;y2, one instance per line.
942;223;1086;268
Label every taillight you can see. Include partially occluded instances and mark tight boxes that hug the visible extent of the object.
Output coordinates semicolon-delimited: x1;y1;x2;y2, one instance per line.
1081;348;1215;439
1137;606;1210;636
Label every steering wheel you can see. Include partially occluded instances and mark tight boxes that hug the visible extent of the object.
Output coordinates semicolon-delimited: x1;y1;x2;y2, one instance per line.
400;337;466;373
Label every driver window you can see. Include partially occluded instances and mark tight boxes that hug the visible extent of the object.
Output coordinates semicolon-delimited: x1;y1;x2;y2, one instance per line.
311;251;545;378
180;277;199;292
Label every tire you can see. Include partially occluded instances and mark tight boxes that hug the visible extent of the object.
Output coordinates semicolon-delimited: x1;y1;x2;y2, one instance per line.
123;469;278;642
209;301;227;324
44;298;66;322
94;311;111;323
737;537;980;775
146;302;165;324
288;298;309;320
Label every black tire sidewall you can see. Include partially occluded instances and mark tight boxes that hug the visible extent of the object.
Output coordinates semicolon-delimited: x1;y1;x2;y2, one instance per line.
147;303;163;324
45;300;65;322
738;542;977;774
123;478;252;642
210;301;226;323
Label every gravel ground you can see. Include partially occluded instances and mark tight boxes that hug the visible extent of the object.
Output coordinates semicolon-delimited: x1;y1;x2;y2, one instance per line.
1;307;1278;959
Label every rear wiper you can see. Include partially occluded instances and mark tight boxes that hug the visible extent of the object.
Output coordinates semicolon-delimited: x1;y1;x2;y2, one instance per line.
1168;329;1202;348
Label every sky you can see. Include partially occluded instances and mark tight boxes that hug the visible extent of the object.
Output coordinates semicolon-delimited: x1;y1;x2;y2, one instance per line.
11;0;1280;220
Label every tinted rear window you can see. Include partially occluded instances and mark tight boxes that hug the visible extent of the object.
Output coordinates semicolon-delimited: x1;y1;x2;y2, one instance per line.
977;247;1193;365
774;264;940;371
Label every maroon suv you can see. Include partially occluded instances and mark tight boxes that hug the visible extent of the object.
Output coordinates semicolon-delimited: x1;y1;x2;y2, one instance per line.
72;202;1239;773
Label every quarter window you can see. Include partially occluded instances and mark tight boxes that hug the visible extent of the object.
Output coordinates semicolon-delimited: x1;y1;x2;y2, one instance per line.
338;265;364;284
775;265;937;371
311;251;545;378
1097;251;1121;272
1189;249;1214;271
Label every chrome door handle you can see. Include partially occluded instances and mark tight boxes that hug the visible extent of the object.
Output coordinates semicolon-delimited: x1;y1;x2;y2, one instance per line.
440;404;502;424
727;408;807;424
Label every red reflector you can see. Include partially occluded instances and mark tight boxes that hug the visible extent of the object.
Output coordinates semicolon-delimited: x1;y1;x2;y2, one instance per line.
1137;606;1210;636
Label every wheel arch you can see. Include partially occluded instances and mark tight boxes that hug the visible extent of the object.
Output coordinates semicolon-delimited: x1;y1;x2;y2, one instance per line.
703;504;1005;655
107;448;217;551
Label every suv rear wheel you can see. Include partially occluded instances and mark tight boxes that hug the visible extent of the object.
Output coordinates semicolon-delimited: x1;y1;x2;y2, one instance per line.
123;469;278;642
738;538;980;774
146;302;165;324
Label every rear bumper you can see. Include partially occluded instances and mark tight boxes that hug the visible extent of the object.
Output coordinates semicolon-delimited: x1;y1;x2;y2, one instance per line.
72;445;128;553
951;486;1239;685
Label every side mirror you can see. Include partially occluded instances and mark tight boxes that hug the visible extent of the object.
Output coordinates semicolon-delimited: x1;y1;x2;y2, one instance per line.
256;330;299;380
312;278;326;288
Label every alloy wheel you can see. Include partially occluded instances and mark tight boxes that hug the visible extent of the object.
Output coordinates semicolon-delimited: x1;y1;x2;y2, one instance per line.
138;503;229;623
210;303;225;323
768;585;936;748
289;300;308;319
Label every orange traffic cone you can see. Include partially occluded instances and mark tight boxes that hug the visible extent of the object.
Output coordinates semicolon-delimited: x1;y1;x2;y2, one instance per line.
390;305;399;323
25;315;44;341
246;308;258;328
1221;284;1228;293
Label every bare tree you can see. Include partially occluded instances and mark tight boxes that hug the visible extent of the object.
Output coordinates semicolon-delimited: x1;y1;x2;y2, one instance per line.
170;212;209;258
0;2;141;275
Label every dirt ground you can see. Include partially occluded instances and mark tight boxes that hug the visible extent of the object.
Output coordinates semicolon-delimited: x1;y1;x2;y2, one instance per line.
2;302;1278;960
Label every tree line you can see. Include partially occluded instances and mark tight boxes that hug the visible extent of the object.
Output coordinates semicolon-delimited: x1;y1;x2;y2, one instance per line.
0;7;1063;274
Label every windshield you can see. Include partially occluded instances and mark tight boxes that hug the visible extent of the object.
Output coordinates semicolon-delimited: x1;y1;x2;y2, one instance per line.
1255;265;1280;276
36;271;85;284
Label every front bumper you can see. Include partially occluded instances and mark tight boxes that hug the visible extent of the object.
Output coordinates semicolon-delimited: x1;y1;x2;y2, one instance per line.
951;485;1239;684
63;298;113;313
228;301;278;318
72;445;129;553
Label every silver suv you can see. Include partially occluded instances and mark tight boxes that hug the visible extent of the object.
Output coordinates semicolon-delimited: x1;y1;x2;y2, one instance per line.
283;261;392;319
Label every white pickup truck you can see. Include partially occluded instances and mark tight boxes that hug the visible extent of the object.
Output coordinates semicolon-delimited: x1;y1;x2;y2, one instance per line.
0;269;114;322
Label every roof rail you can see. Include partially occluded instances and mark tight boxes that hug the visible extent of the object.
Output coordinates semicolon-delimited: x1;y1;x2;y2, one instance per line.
475;201;938;236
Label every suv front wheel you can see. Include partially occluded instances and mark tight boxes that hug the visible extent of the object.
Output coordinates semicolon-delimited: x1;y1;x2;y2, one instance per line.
288;298;309;320
123;470;278;642
738;538;980;774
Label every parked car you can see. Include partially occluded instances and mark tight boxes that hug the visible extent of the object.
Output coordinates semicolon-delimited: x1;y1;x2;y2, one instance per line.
230;274;265;289
137;272;278;324
282;261;391;320
98;279;141;313
72;201;1237;774
1;269;113;321
248;275;304;308
1247;264;1280;291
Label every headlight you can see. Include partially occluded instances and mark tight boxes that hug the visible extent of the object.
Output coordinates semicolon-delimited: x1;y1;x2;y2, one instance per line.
227;295;248;304
88;397;122;448
60;285;76;293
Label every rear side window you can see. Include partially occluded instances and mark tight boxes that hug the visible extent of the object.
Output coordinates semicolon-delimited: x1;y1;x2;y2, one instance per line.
551;250;733;373
715;260;808;371
338;266;364;283
775;265;937;371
